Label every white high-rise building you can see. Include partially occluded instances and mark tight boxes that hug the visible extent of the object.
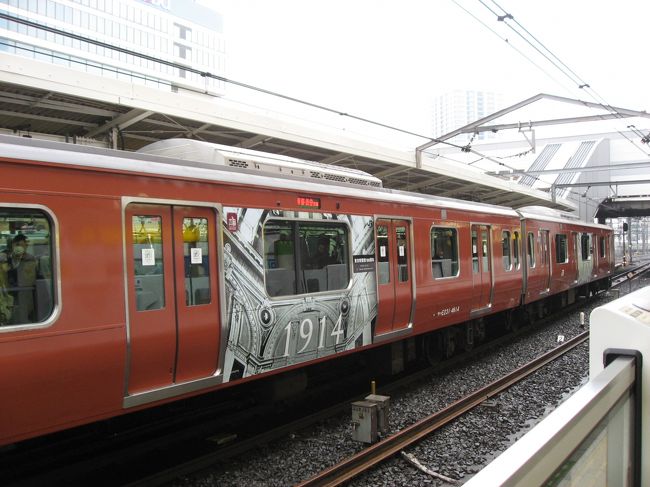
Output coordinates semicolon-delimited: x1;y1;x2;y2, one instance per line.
432;90;504;141
0;0;225;95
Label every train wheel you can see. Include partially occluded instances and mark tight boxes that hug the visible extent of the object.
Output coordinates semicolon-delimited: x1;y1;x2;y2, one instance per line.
423;333;442;365
505;309;523;331
442;328;456;359
525;304;537;325
474;318;486;343
464;322;475;351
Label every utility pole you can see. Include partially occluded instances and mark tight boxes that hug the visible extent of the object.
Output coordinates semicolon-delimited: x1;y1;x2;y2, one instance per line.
623;221;628;266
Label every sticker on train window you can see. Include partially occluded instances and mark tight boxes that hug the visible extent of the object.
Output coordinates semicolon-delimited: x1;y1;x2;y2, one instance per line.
190;247;202;264
141;249;155;266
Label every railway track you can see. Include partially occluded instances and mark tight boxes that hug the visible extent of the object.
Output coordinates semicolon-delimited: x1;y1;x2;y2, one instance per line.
292;265;650;487
295;332;588;487
611;261;650;287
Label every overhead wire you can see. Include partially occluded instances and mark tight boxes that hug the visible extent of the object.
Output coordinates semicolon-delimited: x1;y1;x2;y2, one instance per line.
0;10;530;177
478;0;585;89
446;0;577;164
1;9;633;209
444;0;581;166
451;0;650;206
449;0;573;96
483;0;650;158
0;11;472;154
488;0;587;88
486;0;648;156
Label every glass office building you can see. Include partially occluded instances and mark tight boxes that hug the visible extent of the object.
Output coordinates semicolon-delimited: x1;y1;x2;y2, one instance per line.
432;89;504;141
0;0;226;95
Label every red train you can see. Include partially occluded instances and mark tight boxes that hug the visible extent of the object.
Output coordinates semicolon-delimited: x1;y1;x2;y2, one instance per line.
0;135;613;447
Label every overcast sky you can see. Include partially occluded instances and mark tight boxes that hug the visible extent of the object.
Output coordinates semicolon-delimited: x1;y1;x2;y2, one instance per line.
212;1;650;144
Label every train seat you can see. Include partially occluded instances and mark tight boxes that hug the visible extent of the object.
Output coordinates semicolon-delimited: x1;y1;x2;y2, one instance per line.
266;268;296;296
327;264;348;290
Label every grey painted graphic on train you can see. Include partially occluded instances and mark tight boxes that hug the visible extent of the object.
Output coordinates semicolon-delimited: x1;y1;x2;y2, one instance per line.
220;208;377;382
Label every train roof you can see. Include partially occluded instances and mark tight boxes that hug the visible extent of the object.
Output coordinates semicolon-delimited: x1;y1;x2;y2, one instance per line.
137;139;384;189
1;134;521;218
517;206;611;230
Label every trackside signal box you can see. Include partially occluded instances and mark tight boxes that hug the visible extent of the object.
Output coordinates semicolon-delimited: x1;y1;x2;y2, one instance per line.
351;400;378;444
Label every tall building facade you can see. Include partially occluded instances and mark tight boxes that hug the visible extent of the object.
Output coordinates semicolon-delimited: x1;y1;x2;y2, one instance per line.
432;90;504;141
0;0;225;95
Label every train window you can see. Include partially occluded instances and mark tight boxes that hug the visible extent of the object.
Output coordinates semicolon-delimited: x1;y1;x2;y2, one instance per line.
541;230;550;266
0;208;55;327
502;231;512;270
396;226;408;282
481;230;489;271
182;217;211;306
263;220;349;297
377;224;390;284
581;233;592;261
527;232;535;268
513;231;520;269
132;215;165;311
472;230;479;273
430;227;459;278
556;234;568;263
599;236;606;258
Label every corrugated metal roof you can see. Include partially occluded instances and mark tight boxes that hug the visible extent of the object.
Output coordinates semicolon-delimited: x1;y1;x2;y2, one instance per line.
555;140;596;198
518;144;561;187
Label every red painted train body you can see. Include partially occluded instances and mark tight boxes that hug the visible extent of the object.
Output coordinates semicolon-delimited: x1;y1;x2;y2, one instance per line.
0;136;613;446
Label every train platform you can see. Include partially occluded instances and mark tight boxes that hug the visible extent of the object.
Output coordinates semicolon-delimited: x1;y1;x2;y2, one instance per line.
465;285;649;486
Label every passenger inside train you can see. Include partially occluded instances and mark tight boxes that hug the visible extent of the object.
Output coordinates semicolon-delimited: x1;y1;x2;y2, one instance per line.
0;210;54;326
1;234;38;324
265;221;349;296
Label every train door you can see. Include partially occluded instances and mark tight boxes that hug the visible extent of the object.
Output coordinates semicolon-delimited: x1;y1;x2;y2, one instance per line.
578;232;592;284
125;203;221;394
540;230;551;292
375;219;413;336
471;224;492;311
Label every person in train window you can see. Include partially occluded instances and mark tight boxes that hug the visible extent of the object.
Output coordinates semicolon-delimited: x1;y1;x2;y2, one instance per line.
0;234;39;324
312;237;333;269
0;246;12;325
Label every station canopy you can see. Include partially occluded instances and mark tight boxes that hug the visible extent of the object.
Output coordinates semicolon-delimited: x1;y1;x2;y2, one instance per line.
0;55;648;213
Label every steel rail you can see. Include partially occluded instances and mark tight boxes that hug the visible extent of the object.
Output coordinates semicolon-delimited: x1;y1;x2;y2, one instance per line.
611;262;650;287
295;331;589;487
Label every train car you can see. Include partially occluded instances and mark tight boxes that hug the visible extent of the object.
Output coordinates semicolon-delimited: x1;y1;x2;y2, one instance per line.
518;207;613;320
0;135;613;447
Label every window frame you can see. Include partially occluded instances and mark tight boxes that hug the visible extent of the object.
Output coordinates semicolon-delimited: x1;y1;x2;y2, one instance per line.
513;230;521;270
131;213;166;311
527;231;536;268
181;215;211;307
599;235;606;259
430;225;460;279
502;230;512;271
0;204;59;333
262;218;352;298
